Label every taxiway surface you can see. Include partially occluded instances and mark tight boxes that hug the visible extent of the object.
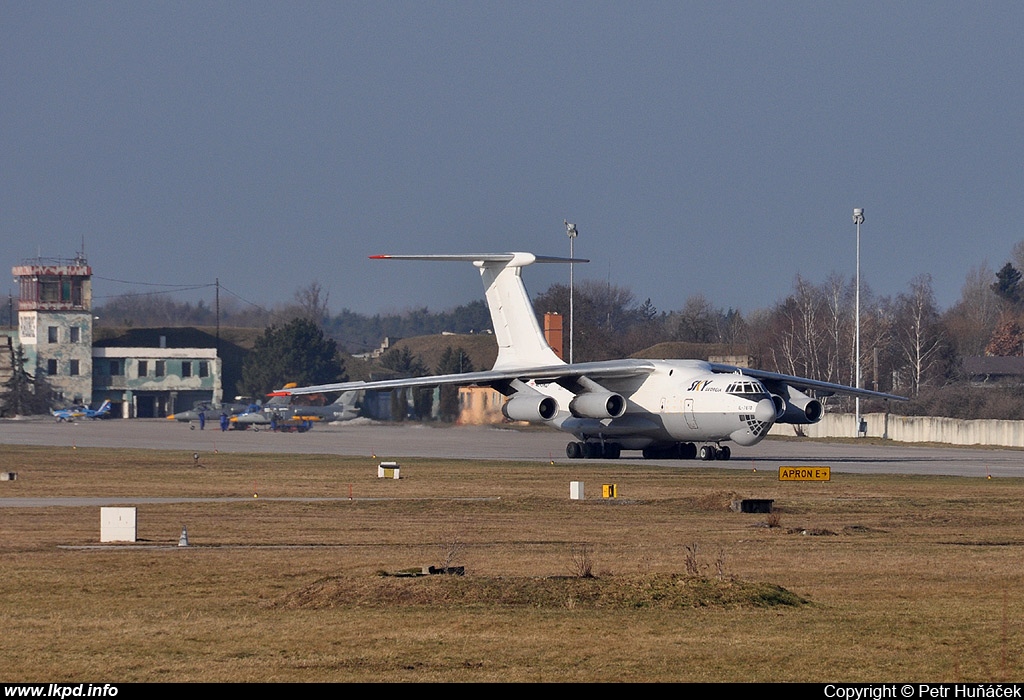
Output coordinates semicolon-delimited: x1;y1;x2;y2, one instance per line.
2;417;1021;478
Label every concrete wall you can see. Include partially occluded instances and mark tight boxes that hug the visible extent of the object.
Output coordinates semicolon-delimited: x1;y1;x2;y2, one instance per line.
769;412;1024;448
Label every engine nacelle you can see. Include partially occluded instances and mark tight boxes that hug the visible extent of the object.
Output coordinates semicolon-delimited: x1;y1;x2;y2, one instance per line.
568;391;627;419
775;387;824;425
771;394;787;420
502;394;558;422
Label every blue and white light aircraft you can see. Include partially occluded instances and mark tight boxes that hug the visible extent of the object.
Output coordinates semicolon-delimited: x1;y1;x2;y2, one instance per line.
279;253;906;460
53;400;112;422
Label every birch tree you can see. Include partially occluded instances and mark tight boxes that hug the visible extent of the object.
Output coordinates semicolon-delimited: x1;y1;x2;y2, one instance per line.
893;275;946;395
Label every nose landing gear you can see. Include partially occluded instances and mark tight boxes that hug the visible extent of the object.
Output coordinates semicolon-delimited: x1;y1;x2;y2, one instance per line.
699;444;731;461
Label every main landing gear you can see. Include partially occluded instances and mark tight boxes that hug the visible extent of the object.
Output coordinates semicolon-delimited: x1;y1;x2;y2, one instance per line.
565;441;731;460
640;442;732;460
565;441;621;459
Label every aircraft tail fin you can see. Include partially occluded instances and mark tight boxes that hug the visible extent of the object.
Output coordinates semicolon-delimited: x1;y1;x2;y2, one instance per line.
331;389;361;406
97;400;111;414
371;253;586;370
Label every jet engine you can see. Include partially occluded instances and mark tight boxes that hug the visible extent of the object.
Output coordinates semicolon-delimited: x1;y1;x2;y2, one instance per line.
502;394;558;422
568;391;627;419
775;387;824;424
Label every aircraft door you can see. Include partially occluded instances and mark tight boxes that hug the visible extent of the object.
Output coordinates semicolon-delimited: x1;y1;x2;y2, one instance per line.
684;398;698;430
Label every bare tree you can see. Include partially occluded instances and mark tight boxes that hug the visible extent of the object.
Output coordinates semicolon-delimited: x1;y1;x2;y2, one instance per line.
893;275;946;395
822;273;853;386
768;275;827;380
943;262;1001;357
1012;240;1024;274
294;281;330;325
533;280;658;361
674;294;718;343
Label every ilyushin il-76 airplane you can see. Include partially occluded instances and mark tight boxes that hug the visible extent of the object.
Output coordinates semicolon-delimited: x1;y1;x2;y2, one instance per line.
280;252;906;460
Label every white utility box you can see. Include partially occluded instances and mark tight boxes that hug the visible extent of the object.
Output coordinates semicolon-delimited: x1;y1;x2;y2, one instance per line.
100;507;137;543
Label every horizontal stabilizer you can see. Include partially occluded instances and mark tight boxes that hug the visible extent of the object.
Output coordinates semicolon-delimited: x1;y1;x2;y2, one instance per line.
369;253;588;265
370;252;587;370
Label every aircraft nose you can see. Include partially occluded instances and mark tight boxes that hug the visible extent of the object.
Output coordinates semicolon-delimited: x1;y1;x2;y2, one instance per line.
754;398;777;423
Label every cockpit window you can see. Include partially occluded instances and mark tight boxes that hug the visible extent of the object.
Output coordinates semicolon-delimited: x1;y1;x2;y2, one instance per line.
725;380;769;401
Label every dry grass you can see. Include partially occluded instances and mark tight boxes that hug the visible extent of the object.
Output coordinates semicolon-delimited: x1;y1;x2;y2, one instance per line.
276;572;806;610
1;445;1023;682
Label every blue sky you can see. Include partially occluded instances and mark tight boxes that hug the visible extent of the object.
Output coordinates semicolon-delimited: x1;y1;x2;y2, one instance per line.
3;2;1022;318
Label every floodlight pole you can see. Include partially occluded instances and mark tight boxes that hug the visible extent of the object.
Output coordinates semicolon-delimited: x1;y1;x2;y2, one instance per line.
853;208;864;437
565;220;578;364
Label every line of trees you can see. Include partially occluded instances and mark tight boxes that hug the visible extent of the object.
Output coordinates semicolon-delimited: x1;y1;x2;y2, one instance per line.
96;286;491;355
536;272;952;397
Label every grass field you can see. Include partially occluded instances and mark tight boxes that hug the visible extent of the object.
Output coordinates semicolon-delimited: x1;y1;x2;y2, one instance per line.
1;444;1022;682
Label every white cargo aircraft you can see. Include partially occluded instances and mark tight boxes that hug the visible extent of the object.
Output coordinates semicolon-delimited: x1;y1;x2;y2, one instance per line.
282;253;906;460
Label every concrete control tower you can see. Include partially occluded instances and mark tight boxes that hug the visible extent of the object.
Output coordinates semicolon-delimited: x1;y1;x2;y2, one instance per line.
13;255;93;405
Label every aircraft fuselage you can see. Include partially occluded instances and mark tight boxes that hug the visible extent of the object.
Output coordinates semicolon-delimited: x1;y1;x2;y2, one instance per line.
539;360;778;454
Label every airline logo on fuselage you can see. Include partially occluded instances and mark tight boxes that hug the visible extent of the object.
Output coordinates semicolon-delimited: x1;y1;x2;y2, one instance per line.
687;379;722;393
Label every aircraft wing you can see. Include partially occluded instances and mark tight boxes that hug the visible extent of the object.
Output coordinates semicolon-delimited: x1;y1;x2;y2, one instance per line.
282;358;907;402
280;359;658;396
707;363;908;401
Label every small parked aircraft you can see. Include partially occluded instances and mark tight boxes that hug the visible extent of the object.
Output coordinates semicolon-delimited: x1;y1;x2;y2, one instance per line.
53;400;112;422
232;388;361;431
277;252;906;460
168;400;258;428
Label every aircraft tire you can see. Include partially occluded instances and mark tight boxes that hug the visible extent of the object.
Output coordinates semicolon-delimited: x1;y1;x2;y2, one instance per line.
699;445;716;461
718;446;731;460
566;442;582;459
678;442;697;460
603;443;621;459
